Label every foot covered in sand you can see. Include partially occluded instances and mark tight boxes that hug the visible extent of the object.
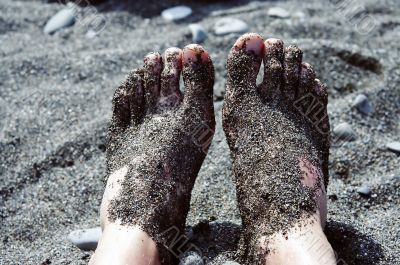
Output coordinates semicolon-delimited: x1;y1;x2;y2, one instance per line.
222;33;331;264
93;45;215;265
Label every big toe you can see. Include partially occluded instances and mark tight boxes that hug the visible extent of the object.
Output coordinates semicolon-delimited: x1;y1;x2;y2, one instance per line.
226;33;264;101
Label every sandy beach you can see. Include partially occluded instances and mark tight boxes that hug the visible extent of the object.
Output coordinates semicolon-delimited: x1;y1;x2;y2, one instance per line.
0;0;399;264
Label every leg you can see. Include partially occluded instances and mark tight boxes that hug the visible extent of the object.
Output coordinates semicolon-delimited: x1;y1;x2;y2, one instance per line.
90;44;215;265
223;33;335;265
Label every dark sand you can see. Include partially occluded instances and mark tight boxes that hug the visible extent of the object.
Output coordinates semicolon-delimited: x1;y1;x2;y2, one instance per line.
0;0;399;264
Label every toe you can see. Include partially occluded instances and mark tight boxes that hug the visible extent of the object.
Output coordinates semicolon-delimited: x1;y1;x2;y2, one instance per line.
312;79;330;188
159;47;183;109
110;69;145;135
226;33;264;100
293;63;317;117
298;62;316;98
128;69;145;125
313;79;328;106
312;79;329;135
283;45;303;101
143;52;163;113
182;44;214;115
259;38;284;99
110;84;131;136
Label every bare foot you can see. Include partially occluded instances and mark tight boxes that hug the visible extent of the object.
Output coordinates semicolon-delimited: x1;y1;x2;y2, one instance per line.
222;33;332;264
91;45;215;265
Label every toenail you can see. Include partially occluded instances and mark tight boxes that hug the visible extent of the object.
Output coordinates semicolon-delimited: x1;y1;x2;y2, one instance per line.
286;45;302;58
264;38;283;55
183;44;210;64
164;48;183;69
145;52;161;61
302;62;313;70
234;33;264;55
144;52;162;71
265;38;283;45
165;47;182;58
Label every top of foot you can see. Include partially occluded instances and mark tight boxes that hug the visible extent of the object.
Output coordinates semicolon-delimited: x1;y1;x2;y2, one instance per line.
222;33;330;264
103;45;215;264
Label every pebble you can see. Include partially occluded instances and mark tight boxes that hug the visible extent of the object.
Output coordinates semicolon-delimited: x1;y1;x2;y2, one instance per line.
179;251;204;265
386;141;400;154
293;11;306;19
357;185;371;196
85;30;97;39
189;24;208;43
214;18;249;35
223;262;241;265
161;6;192;21
44;7;76;34
267;7;290;18
352;94;373;114
333;122;357;141
67;227;101;251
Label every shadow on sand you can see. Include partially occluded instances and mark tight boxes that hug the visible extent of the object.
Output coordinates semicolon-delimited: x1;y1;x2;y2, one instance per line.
185;220;385;264
188;220;240;262
325;221;385;265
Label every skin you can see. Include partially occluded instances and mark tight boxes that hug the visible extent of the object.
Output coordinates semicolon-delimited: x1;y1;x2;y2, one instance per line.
89;166;160;265
222;33;335;265
90;44;215;265
90;34;335;265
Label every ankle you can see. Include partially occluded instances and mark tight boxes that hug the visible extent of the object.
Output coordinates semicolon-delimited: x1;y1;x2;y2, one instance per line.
90;223;160;265
260;214;335;265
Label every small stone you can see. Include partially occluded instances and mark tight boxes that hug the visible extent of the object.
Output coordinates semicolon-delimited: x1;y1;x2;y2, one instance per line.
161;6;192;21
179;251;204;265
189;24;208;43
223;262;241;265
86;30;97;39
214;82;225;100
357;185;371;196
267;7;290;18
333;122;356;141
44;7;76;34
328;194;338;201
214;18;249;35
352;94;373;114
68;227;101;251
386;141;400;154
293;11;306;19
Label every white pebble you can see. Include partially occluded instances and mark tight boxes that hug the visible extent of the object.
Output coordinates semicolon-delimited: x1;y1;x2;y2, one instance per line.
68;227;101;251
179;251;204;265
44;7;76;34
333;122;356;141
214;18;249;35
386;141;400;154
352;94;373;114
267;7;290;18
162;6;192;21
357;185;371;196
189;24;208;43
